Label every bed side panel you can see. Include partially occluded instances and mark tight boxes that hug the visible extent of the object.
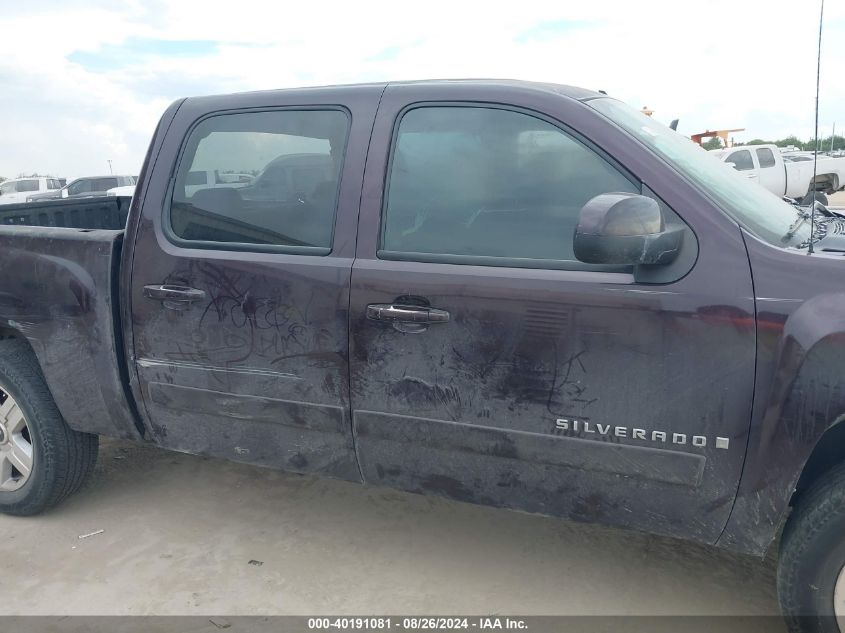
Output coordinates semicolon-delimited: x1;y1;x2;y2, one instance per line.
0;226;142;439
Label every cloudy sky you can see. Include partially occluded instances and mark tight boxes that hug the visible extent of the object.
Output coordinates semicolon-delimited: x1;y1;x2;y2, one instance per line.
1;0;843;180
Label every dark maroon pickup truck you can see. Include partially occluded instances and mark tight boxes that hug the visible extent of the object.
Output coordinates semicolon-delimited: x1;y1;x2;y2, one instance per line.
1;80;844;630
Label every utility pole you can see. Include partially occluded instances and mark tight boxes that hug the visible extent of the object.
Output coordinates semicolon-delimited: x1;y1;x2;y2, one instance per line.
832;123;836;152
808;0;824;254
107;160;113;175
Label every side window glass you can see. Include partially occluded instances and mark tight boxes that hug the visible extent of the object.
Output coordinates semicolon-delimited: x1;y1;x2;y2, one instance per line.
756;148;776;168
381;106;638;264
68;180;90;195
170;109;349;250
727;150;754;171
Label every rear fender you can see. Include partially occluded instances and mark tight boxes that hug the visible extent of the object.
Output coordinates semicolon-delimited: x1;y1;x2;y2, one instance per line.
0;227;143;440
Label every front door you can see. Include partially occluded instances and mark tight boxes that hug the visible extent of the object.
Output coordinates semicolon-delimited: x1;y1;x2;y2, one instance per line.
129;86;381;480
349;83;756;543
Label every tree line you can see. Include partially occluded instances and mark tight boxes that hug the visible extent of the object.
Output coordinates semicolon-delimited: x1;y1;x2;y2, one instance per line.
702;134;845;151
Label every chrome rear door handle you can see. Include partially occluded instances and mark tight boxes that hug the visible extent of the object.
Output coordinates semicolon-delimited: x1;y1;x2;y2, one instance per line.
143;284;206;305
366;304;450;324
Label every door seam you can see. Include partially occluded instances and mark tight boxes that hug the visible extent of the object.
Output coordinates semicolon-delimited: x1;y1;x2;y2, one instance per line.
346;83;390;483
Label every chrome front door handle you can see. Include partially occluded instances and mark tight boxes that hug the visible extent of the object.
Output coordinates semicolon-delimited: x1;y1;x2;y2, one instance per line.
366;303;450;334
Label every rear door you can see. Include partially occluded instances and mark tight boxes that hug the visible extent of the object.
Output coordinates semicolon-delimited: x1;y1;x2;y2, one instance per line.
128;86;382;479
349;83;756;543
754;147;786;196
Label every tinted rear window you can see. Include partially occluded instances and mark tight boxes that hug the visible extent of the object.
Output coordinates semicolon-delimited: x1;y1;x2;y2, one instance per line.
756;148;776;168
169;109;349;251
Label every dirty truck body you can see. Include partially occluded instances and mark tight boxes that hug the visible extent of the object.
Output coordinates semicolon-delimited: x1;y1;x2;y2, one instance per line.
1;80;845;626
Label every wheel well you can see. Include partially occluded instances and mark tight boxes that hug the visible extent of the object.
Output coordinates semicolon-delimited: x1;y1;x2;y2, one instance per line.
812;174;838;194
792;417;845;504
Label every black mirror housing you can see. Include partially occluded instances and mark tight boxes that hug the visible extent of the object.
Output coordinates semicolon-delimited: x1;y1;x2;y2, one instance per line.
574;192;684;266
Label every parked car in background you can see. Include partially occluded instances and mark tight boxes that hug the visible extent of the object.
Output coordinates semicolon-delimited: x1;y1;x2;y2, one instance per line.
183;170;253;197
711;144;845;204
238;153;332;203
26;175;137;202
0;177;63;205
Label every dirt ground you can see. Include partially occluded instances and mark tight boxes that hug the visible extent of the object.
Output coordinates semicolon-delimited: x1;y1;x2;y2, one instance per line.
0;437;781;623
828;190;845;206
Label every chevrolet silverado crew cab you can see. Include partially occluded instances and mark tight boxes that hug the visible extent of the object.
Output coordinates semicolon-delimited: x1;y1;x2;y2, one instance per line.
1;80;844;631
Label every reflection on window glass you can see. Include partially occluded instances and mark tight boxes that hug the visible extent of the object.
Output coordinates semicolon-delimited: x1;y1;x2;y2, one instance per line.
170;110;349;249
382;107;637;262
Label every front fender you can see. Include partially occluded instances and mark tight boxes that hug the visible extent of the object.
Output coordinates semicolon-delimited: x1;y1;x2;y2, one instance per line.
720;289;845;554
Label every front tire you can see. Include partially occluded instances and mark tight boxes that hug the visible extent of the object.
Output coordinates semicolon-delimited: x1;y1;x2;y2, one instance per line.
0;338;98;515
778;462;845;633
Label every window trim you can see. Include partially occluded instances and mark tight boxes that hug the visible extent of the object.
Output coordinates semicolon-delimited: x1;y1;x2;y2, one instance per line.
376;101;641;271
163;105;351;256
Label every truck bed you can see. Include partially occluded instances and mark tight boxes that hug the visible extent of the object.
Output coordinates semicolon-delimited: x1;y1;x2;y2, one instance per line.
0;196;132;230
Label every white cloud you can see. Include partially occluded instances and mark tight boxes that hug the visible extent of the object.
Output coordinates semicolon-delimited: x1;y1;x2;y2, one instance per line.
0;0;843;179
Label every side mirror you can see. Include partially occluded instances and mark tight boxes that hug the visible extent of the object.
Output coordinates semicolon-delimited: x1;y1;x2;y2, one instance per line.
573;193;684;266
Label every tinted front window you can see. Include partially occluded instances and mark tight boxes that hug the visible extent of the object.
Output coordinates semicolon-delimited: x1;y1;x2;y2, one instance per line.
67;179;92;195
170;109;349;250
382;106;637;263
726;150;754;171
756;148;776;168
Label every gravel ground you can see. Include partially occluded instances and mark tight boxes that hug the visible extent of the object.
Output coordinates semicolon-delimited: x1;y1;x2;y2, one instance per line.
828;190;845;206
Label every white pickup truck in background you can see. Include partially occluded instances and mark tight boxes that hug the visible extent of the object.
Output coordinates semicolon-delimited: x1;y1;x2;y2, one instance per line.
710;144;845;203
0;176;64;205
